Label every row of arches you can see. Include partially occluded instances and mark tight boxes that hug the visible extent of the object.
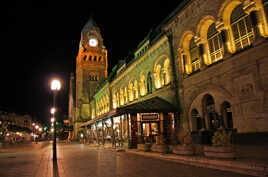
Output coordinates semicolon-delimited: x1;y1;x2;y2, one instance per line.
191;94;233;131
83;55;103;63
112;57;171;109
88;74;99;81
96;95;110;117
179;0;268;74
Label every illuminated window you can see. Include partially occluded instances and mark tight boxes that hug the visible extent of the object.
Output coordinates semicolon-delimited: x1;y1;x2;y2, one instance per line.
128;82;134;101
140;74;146;96
91;108;95;119
231;4;254;51
124;87;128;104
147;72;153;94
120;88;124;105
163;59;171;85
116;92;120;107
113;94;117;109
207;23;223;63
134;80;139;99
106;96;110;112
189;38;201;72
154;64;161;89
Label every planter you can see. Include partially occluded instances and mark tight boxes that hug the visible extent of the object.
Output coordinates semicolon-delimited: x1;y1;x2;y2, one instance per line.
151;144;169;153
172;145;194;155
204;145;235;159
137;143;151;152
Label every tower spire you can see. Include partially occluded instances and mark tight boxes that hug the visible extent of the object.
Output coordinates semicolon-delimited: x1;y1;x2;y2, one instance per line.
81;14;98;34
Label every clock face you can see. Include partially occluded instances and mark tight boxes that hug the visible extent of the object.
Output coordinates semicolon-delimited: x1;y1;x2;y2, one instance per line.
89;38;98;47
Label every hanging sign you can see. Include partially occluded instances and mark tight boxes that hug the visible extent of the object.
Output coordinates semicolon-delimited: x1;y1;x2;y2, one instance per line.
141;113;159;121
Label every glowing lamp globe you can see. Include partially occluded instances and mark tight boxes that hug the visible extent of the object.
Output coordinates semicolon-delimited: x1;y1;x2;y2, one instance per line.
51;80;61;91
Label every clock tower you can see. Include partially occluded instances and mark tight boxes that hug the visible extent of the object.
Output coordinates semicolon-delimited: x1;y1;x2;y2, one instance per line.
75;16;108;126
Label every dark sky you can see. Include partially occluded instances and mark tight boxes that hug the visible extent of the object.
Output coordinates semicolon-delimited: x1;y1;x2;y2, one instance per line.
1;0;180;125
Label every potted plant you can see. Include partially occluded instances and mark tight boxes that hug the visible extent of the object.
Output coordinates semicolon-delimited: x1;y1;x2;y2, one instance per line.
137;135;150;151
151;134;169;153
172;129;194;155
204;128;235;159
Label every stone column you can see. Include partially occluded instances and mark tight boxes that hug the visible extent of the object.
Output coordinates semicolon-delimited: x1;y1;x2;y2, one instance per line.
95;122;99;144
215;20;232;58
111;118;115;147
194;36;207;71
101;120;105;145
119;116;123;147
243;1;264;46
126;114;130;148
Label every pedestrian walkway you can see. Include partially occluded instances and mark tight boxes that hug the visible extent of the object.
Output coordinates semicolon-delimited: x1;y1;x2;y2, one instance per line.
0;142;265;177
87;143;268;177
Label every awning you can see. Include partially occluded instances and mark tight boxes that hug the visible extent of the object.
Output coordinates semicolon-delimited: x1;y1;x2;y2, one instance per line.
116;96;177;114
79;97;177;128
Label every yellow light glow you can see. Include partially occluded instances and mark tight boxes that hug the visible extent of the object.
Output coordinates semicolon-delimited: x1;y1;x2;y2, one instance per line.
51;79;61;91
50;107;56;114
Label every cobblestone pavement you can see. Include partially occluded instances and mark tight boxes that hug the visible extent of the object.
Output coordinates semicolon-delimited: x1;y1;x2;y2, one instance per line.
0;143;254;177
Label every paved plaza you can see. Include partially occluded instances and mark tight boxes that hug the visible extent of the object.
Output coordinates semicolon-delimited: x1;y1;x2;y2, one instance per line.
0;143;254;177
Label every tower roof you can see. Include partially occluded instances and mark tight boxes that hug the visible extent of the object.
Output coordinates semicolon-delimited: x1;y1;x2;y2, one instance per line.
81;15;98;34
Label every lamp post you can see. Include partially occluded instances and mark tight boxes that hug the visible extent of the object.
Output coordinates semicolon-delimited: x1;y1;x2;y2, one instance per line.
50;79;61;161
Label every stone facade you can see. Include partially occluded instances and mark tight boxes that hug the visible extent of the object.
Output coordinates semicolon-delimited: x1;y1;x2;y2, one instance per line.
164;0;268;133
70;0;268;142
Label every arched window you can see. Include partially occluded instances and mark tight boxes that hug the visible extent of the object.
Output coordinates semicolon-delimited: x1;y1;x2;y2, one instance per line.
154;64;161;89
189;37;201;72
191;109;202;131
203;94;219;130
147;72;153;94
140;74;146;96
83;55;87;61
99;56;102;62
221;102;233;129
128;82;134;101
207;23;223;63
124;87;128;104
163;59;171;85
106;96;110;112
231;4;254;51
120;88;124;105
264;0;268;21
134;80;139;99
112;93;117;109
89;56;92;61
116;92;120;107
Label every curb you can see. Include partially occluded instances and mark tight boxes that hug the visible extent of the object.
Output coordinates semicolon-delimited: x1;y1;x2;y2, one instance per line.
125;150;268;177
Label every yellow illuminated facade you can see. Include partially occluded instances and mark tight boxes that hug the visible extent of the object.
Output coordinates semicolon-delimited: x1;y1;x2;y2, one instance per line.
69;0;268;144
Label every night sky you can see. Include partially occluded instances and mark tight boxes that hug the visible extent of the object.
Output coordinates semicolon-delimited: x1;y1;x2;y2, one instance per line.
1;0;180;125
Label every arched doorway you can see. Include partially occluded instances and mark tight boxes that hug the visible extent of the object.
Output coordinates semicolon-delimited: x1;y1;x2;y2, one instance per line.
203;94;219;130
191;109;202;131
221;101;233;129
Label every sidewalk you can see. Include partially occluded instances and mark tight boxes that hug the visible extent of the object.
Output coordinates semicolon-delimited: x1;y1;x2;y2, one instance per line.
89;144;268;177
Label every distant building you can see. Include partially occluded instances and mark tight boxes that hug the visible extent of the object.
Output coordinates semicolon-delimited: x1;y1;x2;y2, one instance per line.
0;111;34;131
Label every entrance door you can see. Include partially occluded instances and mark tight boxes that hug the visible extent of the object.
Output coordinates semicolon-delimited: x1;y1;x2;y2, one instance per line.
142;122;159;143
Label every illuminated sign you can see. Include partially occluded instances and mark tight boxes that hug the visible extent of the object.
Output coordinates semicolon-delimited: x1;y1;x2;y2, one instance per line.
141;113;159;121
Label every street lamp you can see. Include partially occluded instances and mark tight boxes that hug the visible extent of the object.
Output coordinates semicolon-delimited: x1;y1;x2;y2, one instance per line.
50;78;61;161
